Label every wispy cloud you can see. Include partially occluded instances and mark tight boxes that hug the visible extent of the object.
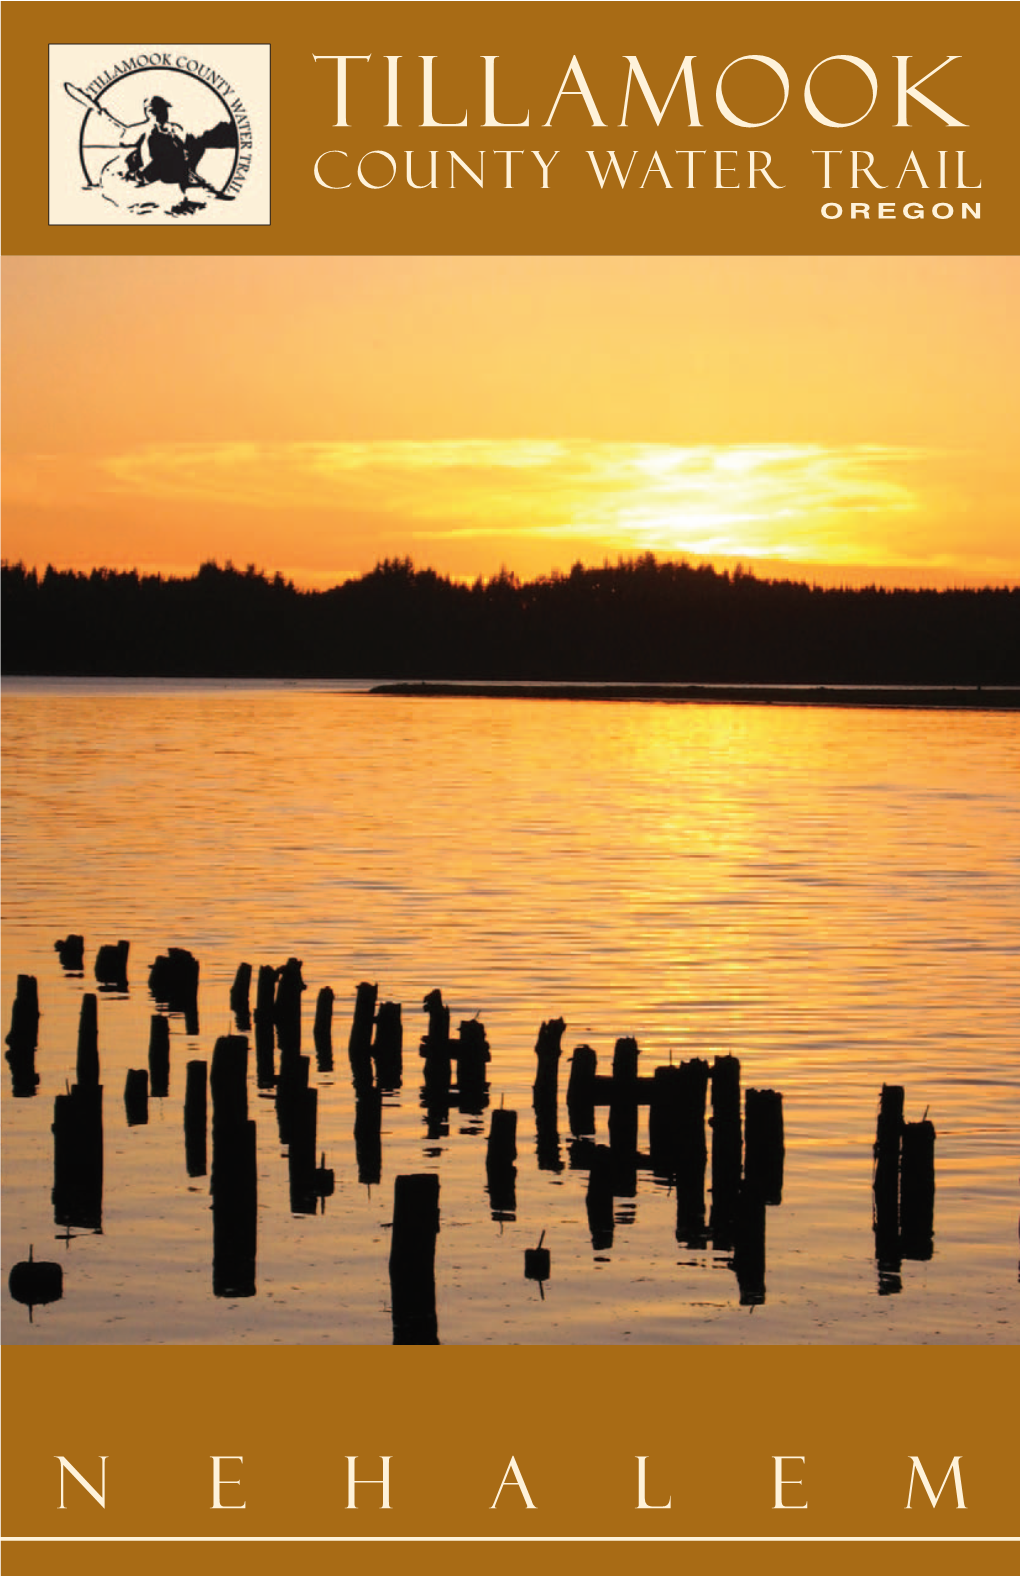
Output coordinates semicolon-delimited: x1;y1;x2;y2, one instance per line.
81;438;928;563
5;437;971;573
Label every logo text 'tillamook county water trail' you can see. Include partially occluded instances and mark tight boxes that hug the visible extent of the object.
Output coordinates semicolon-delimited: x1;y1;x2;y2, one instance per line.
49;44;271;225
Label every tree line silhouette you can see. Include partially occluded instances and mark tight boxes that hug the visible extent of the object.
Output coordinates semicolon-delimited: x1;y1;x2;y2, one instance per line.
2;555;1018;683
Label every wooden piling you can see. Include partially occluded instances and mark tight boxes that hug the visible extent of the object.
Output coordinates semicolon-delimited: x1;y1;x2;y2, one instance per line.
184;1059;207;1178
148;1015;170;1099
52;1084;103;1231
420;988;451;1091
230;962;253;1032
389;1173;440;1344
76;993;100;1089
148;948;199;1029
373;1000;404;1090
314;986;335;1071
95;939;129;989
873;1083;904;1278
355;1085;383;1187
210;1035;249;1130
288;1086;319;1214
710;1054;742;1249
486;1105;518;1218
456;1018;490;1101
567;1044;597;1136
124;1068;149;1126
5;974;40;1096
349;981;377;1087
532;1017;565;1109
212;1114;257;1299
55;934;85;972
744;1088;785;1206
7;974;40;1049
900;1117;935;1261
274;958;306;1057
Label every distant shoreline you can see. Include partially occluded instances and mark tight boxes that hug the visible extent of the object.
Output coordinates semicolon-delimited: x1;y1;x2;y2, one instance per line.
371;681;1020;711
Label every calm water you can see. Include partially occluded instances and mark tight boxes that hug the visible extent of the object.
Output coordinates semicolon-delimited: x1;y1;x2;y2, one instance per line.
2;680;1018;1344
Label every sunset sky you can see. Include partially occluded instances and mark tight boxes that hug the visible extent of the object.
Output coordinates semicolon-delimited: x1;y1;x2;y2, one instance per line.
3;254;1018;588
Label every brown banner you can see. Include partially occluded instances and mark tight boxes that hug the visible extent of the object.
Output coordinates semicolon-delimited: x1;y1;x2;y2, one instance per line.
3;1346;1018;1539
1;1;1017;254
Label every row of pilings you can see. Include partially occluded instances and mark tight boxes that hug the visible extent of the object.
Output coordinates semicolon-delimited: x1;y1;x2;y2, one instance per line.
7;947;942;1332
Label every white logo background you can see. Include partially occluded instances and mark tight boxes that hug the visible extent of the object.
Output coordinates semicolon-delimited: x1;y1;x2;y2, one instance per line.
49;43;271;225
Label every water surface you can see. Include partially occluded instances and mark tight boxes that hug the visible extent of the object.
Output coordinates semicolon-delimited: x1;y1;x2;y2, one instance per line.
3;680;1018;1343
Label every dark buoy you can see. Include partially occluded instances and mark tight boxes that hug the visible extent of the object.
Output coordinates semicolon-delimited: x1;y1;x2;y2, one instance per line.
524;1230;551;1296
9;1247;63;1321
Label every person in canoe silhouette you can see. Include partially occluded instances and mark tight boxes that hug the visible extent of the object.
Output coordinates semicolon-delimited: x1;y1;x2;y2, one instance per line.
122;95;191;194
93;91;236;214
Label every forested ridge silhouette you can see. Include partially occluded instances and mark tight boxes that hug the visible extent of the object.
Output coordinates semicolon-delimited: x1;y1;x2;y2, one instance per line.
3;554;1018;683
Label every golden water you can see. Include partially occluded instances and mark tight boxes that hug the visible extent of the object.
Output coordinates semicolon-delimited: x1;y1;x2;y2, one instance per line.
3;681;1018;1342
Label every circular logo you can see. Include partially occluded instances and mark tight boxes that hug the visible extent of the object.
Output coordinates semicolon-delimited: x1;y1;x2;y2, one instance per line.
76;64;240;216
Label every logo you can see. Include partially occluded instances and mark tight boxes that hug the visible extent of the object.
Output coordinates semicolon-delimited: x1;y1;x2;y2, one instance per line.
49;44;270;225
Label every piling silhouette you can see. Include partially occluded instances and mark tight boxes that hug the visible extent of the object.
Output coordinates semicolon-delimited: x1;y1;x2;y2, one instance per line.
124;1068;149;1126
52;1083;104;1231
900;1114;936;1262
148;1015;170;1099
420;988;452;1093
348;981;377;1090
373;1000;403;1090
389;1173;440;1344
274;958;306;1059
55;934;85;973
486;1104;518;1219
76;993;100;1089
95;939;129;990
709;1055;742;1250
184;1059;207;1177
5;974;40;1096
532;1017;565;1110
314;986;334;1072
210;1035;257;1298
231;962;252;1032
355;1084;383;1188
149;947;199;1032
455;1017;490;1111
567;1044;598;1137
254;965;277;1088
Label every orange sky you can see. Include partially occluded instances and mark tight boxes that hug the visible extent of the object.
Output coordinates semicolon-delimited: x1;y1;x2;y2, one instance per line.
2;254;1018;587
